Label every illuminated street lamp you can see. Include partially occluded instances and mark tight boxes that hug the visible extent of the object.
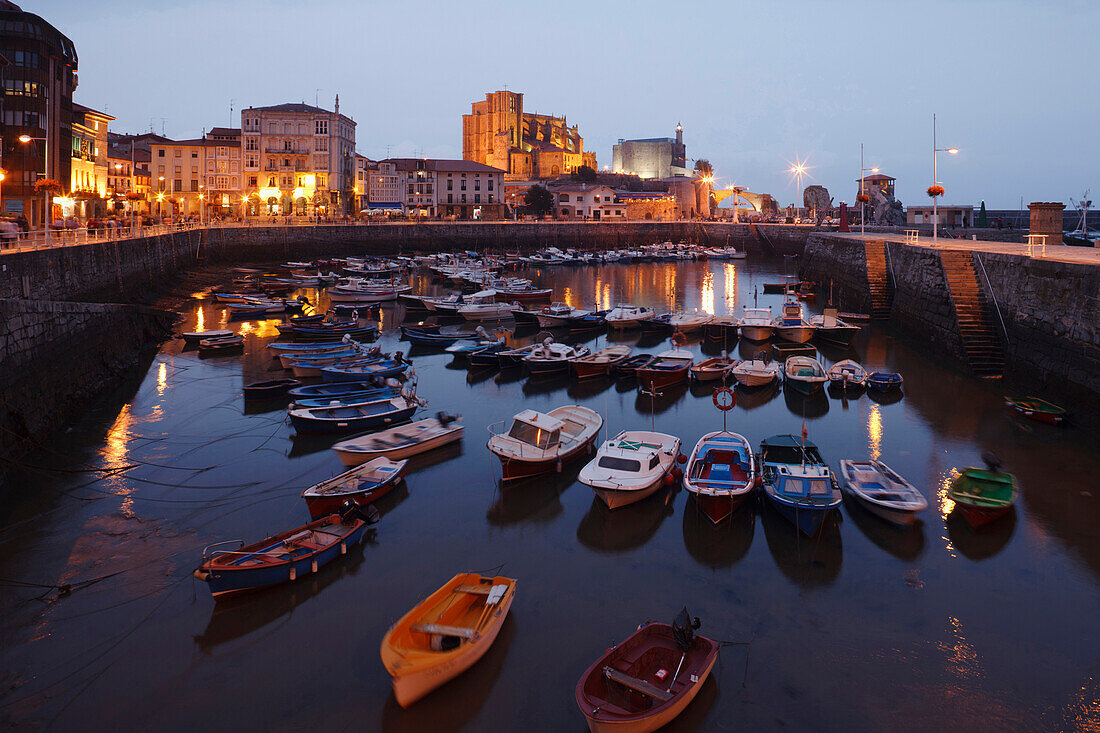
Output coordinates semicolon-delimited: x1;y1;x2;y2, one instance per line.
19;130;52;243
931;113;958;244
859;143;879;236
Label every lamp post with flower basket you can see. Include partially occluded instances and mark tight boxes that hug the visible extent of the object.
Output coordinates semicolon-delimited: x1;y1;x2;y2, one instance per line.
931;113;958;244
32;178;62;246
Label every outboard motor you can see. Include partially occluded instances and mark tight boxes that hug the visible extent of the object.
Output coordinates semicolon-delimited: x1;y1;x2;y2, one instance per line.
436;411;458;427
672;607;701;652
981;451;1003;473
339;499;380;525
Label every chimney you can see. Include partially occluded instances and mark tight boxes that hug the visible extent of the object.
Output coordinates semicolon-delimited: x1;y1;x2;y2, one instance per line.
334;94;339;114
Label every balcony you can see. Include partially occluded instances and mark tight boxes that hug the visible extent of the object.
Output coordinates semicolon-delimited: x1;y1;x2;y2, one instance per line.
266;148;309;155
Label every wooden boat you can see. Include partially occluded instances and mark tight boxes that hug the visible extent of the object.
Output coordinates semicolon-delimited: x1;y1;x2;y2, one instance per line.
494;285;552;302
1004;396;1066;425
269;341;350;360
523;340;590;375
292;324;378;342
947;460;1018;529
703;315;739;343
467;342;509;368
576;611;718;733
839;460;928;526
289;395;419;434
403;329;479;347
511;305;544;326
783;355;828;394
331;414;463;465
496;343;540;368
809;309;861;346
279;347;373;370
605;305;655;330
320;359;409;382
381;573;517;708
867;371;904;392
287;380;394;398
689;355;738;382
826;359;867;391
730;359;780;387
635;348;693;391
668;310;711;333
199;334;244;354
612;353;655;377
772;299;814;343
243;378;301;400
193;502;378;598
683;431;757;524
737;306;773;341
181;329;232;346
759;434;841;536
578;431;682;509
301;457;407;518
291;388;400;408
487;405;603;481
771;341;816;360
572;345;632;379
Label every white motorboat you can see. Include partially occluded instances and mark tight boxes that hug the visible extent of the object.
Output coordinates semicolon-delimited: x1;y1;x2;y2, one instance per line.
328;278;413;304
421;293;464;313
682;431;757;523
522;339;590;375
839;460;928;526
826;359;867;391
537;303;587;328
668;309;712;333
808;308;861;346
730;359;781;387
458;290;520;321
605;305;655;330
738;306;774;341
487;405;603;482
578;430;682;509
331;414;464;465
783;355;828;394
772;300;815;343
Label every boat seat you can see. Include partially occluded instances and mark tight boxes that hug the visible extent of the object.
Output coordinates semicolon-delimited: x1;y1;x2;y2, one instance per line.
602;667;672;702
410;622;476;639
454;584;492;595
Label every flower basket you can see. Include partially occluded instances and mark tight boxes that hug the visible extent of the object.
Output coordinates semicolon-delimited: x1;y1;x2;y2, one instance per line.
33;178;63;196
856;194;870;204
125;192;145;201
926;185;945;198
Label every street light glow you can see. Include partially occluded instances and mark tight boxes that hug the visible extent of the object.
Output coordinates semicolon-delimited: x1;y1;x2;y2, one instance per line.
18;134;32;143
947;148;959;154
871;167;880;173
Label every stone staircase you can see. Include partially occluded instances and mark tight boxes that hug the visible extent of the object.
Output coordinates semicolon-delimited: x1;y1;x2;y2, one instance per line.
863;240;893;319
747;223;777;256
939;250;1005;379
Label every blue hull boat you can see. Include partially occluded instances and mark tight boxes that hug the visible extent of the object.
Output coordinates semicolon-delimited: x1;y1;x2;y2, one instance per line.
321;360;409;382
291;388;398;408
287;380;392;398
268;341;347;353
759;434;841;536
289;396;419;433
403;330;478;347
867;371;904;392
193;503;377;598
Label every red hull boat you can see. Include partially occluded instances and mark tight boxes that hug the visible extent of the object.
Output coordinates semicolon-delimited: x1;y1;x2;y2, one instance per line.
693;491;748;524
635;348;693;391
301;458;407;519
495;288;553;302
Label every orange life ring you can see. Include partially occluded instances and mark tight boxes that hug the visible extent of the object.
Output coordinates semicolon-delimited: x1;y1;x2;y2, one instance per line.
713;386;736;411
671;330;687;347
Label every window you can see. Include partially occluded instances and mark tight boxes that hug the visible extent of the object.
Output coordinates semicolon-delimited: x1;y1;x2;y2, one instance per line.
597;456;641;472
174;179;182;191
447;194;452;203
559;194;569;202
267;176;276;187
474;180;480;191
488;179;494;191
314;137;328;152
284;140;293;151
474;194;480;204
158;149;165;157
315;119;328;135
489;194;494;203
248;176;257;187
174;149;181;157
460;181;466;191
245;137;258;151
191;179;199;192
461;194;466;203
216;176;229;190
507;421;558;450
447;180;452;191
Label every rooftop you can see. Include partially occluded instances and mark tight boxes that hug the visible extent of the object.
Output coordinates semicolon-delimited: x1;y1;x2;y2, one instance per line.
383;158;505;174
619;137;674;144
857;173;895;182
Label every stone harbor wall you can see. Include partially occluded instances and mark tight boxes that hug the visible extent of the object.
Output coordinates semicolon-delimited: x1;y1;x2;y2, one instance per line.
798;234;872;313
884;244;968;362
0;299;175;475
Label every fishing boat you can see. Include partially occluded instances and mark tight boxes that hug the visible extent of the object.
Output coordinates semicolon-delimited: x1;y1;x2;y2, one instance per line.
289;395;419;434
808;309;861;346
320;358;409;382
783;355;828;394
496;343;540;368
268;340;350;357
668;309;711;333
689;355;738;382
826;359;867;391
380;573;517;708
292;324;378;342
638;313;674;332
571;345;633;379
399;324;442;337
291;390;401;409
839;460;928;526
193;501;378;598
331;414;463;465
947;455;1018;529
199;334;244;354
279;346;376;371
576;609;718;733
243;378;301;399
328;281;412;304
458;291;520;322
301;457;407;518
605;305;656;330
511;305;544;326
467;342;509;368
494;284;552;302
1004;396;1066;425
578;431;682;509
759;434;841;536
421;293;465;313
703;315;739;343
487;405;603;481
523;339;591;375
737;306;773;341
772;299;815;343
635;348;694;390
565;309;610;331
289;355;384;380
867;371;904;392
730;359;781;387
403;329;479;347
180;329;232;346
683;431;757;523
535;303;586;328
287;380;395;399
612;353;655;377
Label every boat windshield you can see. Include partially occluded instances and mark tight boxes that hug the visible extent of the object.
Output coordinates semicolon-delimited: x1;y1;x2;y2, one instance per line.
779;476;831;497
765;444;823;465
597;456;641;472
508;420;559;450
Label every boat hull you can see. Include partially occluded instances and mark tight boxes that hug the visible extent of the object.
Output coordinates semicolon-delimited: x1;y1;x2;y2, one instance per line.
739;325;773;341
784;376;825;395
636;367;689;391
688;489;749;524
953;501;1014;529
846;492;919;527
304;469;405;519
592;476;668;510
493;439;596;482
814;326;859;346
764;490;835;536
525;359;572;375
333;426;463;466
775;326;814;344
290;404;417;434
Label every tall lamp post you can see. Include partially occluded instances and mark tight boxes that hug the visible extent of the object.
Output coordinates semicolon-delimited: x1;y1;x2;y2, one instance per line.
18;132;51;245
931;113;958;243
859;143;878;236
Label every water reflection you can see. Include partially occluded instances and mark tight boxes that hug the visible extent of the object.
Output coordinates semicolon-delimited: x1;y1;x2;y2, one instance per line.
682;496;756;568
576;489;675;553
783;387;829;419
945;510;1016;561
102;403;136;517
867;403;883;461
486;474;573;527
843;498;926;561
734;382;781;410
759;500;842;587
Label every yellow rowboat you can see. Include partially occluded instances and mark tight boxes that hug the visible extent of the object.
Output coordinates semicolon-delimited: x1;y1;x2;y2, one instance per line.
381;573;516;707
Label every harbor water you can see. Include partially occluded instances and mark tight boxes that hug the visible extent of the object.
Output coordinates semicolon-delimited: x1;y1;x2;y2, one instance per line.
1;257;1098;731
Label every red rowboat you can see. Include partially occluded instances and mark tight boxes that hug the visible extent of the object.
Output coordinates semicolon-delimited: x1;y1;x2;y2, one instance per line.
635;348;693;391
301;457;407;519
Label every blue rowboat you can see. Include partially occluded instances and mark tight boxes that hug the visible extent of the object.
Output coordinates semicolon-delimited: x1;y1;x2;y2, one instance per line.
867;371;904;392
565;309;609;330
289;396;419;434
399;324;442;336
759;434;841;536
268;341;348;353
287;380;393;398
320;359;409;382
292;389;398;408
403;330;478;347
193;501;378;598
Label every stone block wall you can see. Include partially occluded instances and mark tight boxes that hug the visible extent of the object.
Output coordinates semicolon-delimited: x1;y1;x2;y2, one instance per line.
798;234;872;313
885;244;968;362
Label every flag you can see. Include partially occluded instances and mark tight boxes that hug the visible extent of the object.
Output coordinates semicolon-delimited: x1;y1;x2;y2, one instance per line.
801;419;808;443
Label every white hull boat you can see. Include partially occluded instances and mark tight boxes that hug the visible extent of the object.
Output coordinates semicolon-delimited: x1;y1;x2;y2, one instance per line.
730;359;780;387
578;430;682;509
839;460;928;526
738;306;773;341
331;414;464;465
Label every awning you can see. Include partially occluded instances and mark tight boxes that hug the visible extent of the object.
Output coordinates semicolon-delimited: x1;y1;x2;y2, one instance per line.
366;202;402;210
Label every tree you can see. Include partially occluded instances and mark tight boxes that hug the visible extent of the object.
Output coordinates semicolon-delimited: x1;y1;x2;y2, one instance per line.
572;165;597;182
524;184;554;217
693;159;713;177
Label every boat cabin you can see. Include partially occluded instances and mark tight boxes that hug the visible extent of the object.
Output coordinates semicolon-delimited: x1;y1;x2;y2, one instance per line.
507;410;564;451
597;437;664;473
768;463;832;500
779;300;803;325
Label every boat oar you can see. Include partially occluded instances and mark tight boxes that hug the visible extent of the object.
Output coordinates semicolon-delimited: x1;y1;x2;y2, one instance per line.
471;583;507;636
665;652;687;694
